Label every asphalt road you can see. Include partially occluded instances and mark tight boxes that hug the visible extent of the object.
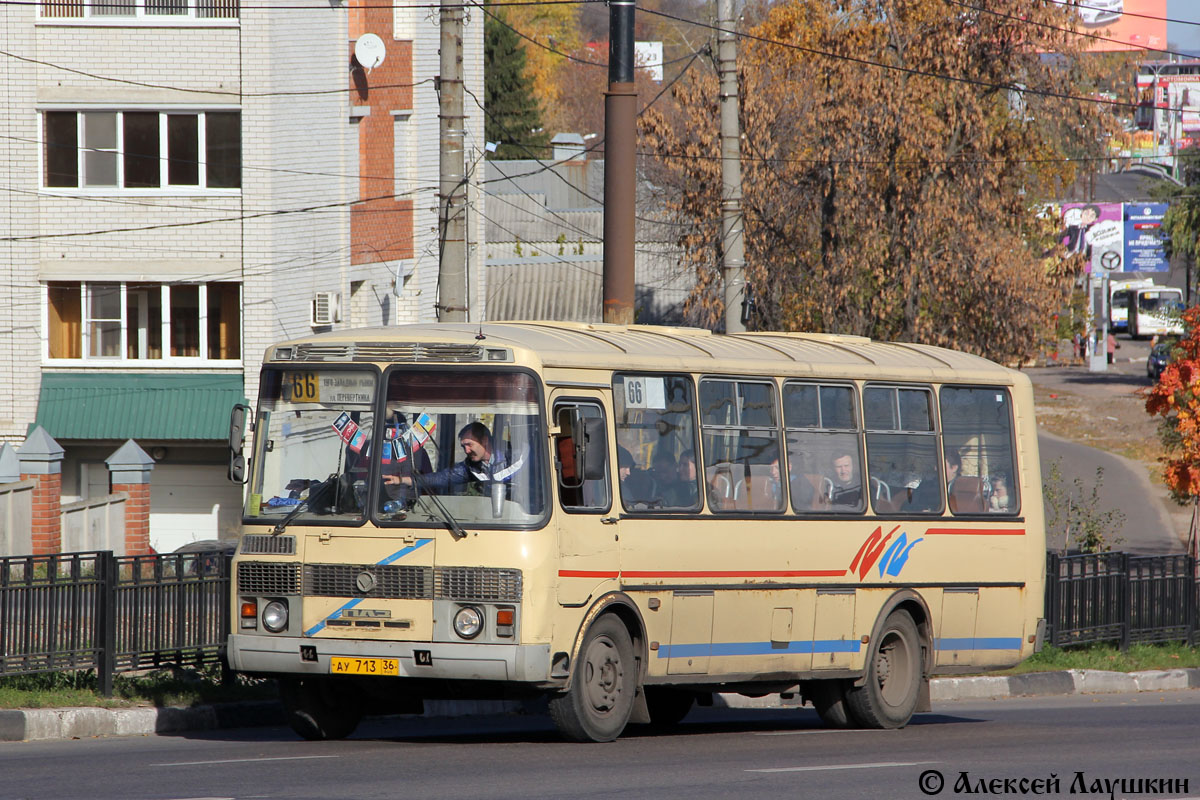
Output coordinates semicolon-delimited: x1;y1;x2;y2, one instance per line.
3;692;1197;800
1028;335;1190;554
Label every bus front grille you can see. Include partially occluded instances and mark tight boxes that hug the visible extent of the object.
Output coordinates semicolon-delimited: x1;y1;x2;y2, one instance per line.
241;534;296;555
238;562;301;595
435;567;523;602
304;564;432;599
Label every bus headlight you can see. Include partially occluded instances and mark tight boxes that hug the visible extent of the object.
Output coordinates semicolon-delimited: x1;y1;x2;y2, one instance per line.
262;600;289;633
453;606;483;639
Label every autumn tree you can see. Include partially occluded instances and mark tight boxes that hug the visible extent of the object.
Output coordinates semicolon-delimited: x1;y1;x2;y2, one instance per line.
485;6;551;159
489;1;581;119
638;0;1132;361
1155;145;1200;303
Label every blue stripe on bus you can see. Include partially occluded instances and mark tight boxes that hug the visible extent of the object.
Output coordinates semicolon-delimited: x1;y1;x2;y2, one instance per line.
303;539;434;637
936;637;1022;651
656;640;862;658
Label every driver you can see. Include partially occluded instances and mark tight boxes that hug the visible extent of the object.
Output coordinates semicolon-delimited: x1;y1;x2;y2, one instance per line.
384;422;523;494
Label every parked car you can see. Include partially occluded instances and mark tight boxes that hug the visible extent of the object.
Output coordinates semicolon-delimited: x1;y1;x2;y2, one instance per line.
173;539;237;576
1147;338;1179;381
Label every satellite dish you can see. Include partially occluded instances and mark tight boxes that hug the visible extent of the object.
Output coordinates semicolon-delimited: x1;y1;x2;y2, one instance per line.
355;33;386;71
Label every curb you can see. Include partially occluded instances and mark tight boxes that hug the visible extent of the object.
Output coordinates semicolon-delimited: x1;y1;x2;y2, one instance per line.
3;670;1199;743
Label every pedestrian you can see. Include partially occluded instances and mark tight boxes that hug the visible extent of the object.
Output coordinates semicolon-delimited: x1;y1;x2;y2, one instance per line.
1072;331;1083;362
1106;332;1118;365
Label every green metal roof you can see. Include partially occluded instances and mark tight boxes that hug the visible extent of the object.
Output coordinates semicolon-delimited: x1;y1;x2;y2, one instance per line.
35;373;245;441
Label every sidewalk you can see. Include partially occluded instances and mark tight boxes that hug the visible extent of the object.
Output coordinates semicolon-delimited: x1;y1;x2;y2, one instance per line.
4;669;1198;743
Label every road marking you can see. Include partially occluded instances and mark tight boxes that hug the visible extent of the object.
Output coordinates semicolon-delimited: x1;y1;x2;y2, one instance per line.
756;728;897;736
152;755;340;767
747;761;935;773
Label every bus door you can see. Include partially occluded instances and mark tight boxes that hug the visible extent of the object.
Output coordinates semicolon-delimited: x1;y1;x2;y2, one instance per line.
551;395;618;607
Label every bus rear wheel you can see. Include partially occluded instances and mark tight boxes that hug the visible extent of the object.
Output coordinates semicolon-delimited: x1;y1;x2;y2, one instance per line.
807;679;857;729
279;677;364;741
845;610;922;729
548;615;637;742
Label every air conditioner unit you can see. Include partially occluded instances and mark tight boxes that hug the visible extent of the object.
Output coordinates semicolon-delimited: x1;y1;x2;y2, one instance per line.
311;292;341;326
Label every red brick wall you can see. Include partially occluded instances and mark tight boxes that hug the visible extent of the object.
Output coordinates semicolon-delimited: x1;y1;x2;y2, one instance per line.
25;473;62;555
114;483;153;555
350;2;415;265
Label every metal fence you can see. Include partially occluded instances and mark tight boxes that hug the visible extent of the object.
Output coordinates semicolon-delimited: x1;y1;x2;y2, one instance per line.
0;550;230;693
1045;552;1199;649
1;549;1196;691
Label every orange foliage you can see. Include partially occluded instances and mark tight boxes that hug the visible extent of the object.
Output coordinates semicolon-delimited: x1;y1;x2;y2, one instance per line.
1145;306;1200;501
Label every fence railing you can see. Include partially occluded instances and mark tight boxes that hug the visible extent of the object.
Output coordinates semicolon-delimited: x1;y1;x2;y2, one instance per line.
0;550;230;693
1045;552;1199;649
0;549;1195;691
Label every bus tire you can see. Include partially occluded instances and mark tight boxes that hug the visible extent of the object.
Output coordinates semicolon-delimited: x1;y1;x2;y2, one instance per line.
641;687;695;729
808;679;857;729
845;610;922;729
279;677;363;741
548;614;636;742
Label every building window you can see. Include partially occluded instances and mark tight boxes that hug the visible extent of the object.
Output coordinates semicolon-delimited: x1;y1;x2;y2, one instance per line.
43;111;241;190
40;0;238;20
46;281;241;363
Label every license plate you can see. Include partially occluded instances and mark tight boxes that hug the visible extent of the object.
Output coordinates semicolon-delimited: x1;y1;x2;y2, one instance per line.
329;656;399;676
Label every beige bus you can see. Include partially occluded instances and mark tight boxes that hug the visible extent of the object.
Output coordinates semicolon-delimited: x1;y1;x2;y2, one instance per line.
226;322;1046;742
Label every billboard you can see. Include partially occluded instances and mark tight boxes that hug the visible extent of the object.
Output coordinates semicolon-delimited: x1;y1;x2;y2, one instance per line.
1078;0;1167;52
1059;202;1168;273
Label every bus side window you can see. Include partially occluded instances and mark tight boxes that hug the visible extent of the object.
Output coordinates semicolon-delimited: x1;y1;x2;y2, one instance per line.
939;386;1018;516
699;378;783;514
863;385;941;514
554;402;611;512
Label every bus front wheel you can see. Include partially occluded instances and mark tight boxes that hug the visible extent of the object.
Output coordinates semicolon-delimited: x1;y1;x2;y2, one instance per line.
279;677;363;741
549;615;637;742
845;610;922;729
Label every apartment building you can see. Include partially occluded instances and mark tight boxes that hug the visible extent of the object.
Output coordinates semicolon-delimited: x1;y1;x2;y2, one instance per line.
0;0;484;552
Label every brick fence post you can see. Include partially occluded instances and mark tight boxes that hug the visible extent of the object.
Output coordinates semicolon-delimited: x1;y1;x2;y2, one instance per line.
17;426;65;555
106;440;156;556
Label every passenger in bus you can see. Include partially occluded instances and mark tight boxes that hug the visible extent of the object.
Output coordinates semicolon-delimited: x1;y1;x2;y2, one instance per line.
384;422;523;494
617;446;634;483
989;473;1012;512
829;452;862;507
944;449;963;495
662;449;699;507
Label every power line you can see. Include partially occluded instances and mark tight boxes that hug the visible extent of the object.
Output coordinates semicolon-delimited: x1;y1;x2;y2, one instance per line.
0;47;435;98
640;6;1144;113
949;0;1199;62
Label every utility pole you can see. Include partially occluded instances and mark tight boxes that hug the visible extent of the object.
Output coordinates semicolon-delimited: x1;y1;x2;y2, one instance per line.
718;0;745;333
438;0;468;322
603;0;636;325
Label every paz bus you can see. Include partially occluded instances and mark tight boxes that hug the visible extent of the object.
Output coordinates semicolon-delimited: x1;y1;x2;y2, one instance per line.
225;322;1046;742
1127;285;1185;339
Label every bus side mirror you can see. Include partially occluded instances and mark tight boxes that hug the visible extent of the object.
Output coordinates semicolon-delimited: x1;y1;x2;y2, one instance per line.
228;403;251;483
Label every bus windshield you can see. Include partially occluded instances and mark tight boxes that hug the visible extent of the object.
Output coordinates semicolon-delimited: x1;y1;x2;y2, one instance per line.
377;370;547;527
245;368;378;526
1139;289;1182;313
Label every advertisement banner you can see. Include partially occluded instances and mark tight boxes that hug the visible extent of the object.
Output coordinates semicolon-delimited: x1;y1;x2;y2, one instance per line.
1078;0;1167;52
1059;203;1170;274
1123;203;1169;273
1060;202;1123;273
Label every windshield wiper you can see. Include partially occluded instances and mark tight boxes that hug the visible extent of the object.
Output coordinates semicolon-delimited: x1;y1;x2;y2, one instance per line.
402;458;467;541
273;474;337;534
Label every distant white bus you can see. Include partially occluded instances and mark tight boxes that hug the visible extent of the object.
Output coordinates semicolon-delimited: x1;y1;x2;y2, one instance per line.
1129;286;1185;339
1109;278;1155;333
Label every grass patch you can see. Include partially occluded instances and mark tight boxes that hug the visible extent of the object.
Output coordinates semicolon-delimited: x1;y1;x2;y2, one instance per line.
995;643;1200;675
0;666;277;710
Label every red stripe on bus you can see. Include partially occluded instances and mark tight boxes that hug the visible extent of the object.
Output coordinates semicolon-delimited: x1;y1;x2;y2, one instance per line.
925;528;1025;536
620;569;847;578
558;570;620;579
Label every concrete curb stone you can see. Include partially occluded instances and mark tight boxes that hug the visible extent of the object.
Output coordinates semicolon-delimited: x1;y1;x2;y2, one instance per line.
2;669;1199;743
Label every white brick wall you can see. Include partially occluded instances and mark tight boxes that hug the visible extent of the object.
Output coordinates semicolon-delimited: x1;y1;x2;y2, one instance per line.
2;0;483;442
